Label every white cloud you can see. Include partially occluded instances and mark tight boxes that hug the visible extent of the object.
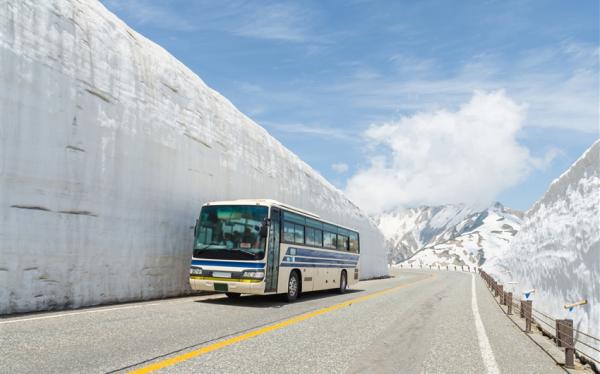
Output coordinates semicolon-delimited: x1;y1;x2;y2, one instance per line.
102;1;317;43
267;123;353;141
332;163;349;173
329;42;599;134
232;3;312;42
345;90;554;214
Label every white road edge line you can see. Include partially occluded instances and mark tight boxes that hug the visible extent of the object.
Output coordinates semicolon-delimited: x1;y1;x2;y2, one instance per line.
472;273;501;374
0;295;217;325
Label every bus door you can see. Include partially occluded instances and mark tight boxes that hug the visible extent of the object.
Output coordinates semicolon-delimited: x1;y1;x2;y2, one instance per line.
265;207;280;292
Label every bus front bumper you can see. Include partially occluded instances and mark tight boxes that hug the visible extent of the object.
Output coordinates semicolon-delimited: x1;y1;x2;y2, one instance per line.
190;276;266;295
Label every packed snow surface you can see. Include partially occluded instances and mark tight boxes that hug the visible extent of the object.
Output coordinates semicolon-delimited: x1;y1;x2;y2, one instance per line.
0;0;387;314
485;140;600;362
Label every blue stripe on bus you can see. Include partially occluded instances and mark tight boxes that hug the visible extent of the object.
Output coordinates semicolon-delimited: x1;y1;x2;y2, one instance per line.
285;247;359;260
191;260;265;269
282;256;358;265
280;262;357;268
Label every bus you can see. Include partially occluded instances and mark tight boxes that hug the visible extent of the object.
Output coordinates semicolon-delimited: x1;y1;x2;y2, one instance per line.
190;199;360;302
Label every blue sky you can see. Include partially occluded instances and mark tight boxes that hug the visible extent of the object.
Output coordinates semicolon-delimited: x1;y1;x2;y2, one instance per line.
102;0;598;212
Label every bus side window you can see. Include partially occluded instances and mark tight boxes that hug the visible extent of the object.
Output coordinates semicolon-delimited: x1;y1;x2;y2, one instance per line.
314;229;323;247
306;227;324;247
283;221;295;243
323;231;337;249
337;235;349;251
294;224;305;244
349;232;359;253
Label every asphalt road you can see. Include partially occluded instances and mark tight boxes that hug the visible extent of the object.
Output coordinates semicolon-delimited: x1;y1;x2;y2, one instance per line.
0;270;567;374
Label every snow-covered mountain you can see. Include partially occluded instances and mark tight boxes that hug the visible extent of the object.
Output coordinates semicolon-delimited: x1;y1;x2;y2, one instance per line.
485;140;599;362
374;205;477;262
374;203;523;266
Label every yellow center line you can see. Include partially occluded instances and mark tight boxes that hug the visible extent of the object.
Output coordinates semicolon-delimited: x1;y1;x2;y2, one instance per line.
129;272;436;373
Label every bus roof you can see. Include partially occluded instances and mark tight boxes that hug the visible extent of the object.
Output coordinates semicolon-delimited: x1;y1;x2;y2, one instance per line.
203;199;358;233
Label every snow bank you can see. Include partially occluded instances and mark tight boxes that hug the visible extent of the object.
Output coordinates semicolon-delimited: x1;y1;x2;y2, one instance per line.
484;140;600;362
0;0;387;314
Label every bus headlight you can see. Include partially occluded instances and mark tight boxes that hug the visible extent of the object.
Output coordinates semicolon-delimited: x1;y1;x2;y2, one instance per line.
242;271;264;280
190;267;203;275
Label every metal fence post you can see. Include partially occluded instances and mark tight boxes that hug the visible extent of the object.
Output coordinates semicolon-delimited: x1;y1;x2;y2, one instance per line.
557;319;574;368
507;292;512;315
520;300;525;318
498;285;504;304
524;300;533;333
556;320;563;347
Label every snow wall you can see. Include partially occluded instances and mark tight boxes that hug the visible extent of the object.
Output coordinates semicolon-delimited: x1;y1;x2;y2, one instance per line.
0;0;388;314
484;140;599;362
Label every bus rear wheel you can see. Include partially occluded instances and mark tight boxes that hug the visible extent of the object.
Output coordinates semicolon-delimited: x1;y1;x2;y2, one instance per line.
225;292;241;299
338;271;347;294
285;271;300;302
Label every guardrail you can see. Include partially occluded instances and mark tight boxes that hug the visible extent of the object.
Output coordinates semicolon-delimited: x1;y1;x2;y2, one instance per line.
479;270;599;372
397;263;479;273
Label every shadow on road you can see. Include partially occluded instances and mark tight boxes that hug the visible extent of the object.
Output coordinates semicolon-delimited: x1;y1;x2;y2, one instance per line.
195;289;364;309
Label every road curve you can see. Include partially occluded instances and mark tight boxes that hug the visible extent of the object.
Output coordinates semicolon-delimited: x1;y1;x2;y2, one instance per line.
0;270;565;373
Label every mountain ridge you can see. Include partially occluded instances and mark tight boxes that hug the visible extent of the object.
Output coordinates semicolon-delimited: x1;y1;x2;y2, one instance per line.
373;202;523;266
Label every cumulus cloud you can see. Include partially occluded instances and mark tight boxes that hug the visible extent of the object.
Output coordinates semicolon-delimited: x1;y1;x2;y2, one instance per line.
332;163;349;173
345;90;551;214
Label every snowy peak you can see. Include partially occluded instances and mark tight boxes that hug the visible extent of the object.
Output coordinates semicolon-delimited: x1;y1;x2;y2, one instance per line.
374;202;522;266
415;203;522;267
373;204;477;262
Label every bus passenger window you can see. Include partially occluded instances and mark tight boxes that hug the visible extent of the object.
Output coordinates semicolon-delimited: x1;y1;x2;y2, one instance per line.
337;235;349;251
323;232;337;249
314;229;323;247
294;224;305;244
306;227;323;247
349;232;359;253
283;221;295;243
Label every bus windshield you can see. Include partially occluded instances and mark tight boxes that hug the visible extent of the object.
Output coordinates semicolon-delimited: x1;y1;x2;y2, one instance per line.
193;205;268;261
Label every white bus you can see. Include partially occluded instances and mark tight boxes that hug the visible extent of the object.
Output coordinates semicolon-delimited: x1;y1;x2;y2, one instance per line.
190;199;360;302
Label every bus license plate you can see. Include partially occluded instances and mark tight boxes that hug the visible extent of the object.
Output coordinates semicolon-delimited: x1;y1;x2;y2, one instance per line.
214;283;228;292
213;271;231;278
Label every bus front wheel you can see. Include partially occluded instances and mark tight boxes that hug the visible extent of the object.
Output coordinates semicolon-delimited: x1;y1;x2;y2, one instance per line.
338;271;347;294
285;271;300;302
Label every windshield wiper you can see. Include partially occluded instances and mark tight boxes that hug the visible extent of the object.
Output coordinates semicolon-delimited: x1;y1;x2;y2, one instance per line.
194;243;216;250
236;248;257;257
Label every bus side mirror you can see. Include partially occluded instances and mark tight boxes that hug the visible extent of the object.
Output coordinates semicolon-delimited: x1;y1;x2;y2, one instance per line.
259;218;270;238
194;219;199;237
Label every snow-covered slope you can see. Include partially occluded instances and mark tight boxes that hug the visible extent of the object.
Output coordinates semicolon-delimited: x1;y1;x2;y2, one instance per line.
375;203;522;267
485;140;600;361
0;0;387;314
374;205;477;262
408;203;522;267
